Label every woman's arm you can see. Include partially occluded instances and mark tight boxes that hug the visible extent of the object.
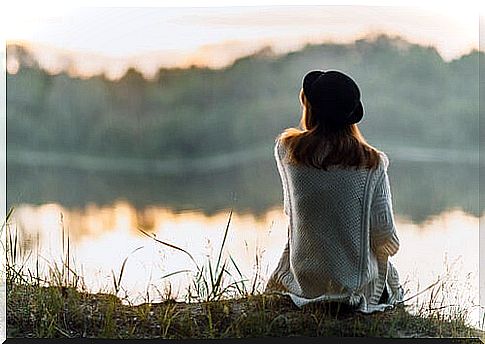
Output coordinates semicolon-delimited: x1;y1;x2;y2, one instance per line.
274;140;290;216
370;162;400;259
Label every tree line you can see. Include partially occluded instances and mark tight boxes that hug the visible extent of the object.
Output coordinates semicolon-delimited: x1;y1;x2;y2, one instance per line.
7;35;480;161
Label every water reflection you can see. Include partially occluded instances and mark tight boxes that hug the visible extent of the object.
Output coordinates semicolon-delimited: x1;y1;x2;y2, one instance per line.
7;157;480;223
9;202;480;327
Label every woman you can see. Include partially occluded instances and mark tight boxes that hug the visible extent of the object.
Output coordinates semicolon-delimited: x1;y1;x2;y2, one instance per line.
265;70;403;313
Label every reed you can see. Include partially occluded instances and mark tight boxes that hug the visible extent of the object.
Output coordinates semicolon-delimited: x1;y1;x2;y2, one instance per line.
3;207;483;339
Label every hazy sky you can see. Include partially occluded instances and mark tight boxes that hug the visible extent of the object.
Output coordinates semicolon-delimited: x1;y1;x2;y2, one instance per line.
3;4;480;78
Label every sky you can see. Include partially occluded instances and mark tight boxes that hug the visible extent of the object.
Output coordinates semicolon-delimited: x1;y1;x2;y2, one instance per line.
1;2;482;79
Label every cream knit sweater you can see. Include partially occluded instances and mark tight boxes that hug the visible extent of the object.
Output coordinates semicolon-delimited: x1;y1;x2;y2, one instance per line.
266;139;403;313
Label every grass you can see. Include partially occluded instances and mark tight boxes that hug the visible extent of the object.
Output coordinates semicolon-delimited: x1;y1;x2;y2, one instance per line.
6;287;483;339
3;207;484;339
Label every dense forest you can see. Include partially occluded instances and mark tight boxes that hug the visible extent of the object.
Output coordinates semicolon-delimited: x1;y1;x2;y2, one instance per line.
7;35;480;162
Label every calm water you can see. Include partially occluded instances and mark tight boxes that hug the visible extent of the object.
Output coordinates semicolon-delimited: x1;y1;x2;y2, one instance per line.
6;157;483;329
7;155;481;222
8;204;482;328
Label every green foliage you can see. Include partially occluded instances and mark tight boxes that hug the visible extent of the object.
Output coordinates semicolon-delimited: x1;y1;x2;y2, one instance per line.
7;35;480;160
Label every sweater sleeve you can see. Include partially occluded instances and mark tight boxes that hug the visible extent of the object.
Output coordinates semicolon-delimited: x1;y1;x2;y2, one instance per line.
274;140;290;216
370;154;400;258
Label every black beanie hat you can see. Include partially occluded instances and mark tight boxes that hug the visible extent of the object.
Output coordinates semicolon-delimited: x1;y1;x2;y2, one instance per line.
302;70;364;126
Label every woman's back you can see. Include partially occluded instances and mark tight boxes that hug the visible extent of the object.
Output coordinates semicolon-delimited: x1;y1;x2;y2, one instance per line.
274;140;390;300
265;70;402;312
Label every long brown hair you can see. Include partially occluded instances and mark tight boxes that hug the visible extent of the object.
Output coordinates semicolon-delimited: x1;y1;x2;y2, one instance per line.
279;89;381;170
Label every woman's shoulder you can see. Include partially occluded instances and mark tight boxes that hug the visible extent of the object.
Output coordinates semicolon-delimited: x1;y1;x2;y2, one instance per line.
377;151;389;170
369;151;389;182
274;136;287;158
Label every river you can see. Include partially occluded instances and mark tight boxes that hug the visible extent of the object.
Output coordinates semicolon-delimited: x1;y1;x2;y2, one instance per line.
5;149;483;329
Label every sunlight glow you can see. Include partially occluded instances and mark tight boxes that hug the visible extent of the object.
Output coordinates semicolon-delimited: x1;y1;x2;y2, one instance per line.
3;4;480;78
10;203;480;326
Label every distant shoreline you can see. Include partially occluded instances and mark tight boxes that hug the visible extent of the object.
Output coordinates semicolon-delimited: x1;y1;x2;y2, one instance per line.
6;145;480;175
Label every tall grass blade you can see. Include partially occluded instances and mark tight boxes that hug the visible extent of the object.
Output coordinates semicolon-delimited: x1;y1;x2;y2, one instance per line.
138;227;198;269
229;254;244;280
399;273;450;304
208;259;215;298
219;279;249;297
251;248;261;295
1;207;14;232
215;209;232;275
229;254;247;295
212;260;227;300
113;246;144;294
36;231;40;285
61;213;65;282
67;224;70;285
160;269;192;280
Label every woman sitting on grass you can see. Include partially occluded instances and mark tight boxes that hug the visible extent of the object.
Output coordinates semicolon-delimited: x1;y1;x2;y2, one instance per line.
266;70;403;313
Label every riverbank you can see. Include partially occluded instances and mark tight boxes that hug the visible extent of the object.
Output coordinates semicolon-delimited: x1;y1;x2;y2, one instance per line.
6;283;483;339
7;145;480;176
